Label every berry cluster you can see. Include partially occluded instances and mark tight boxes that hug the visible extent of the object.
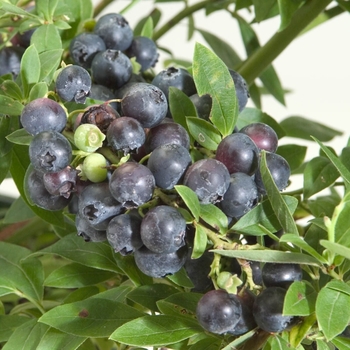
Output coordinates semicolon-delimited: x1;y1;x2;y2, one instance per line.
15;10;294;339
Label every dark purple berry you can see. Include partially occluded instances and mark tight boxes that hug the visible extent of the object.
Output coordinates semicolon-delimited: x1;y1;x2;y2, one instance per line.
75;214;107;242
43;166;78;198
229;69;249;112
262;263;302;289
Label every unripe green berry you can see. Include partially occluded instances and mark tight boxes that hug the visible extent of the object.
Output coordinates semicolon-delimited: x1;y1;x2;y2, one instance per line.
74;124;105;152
81;153;108;183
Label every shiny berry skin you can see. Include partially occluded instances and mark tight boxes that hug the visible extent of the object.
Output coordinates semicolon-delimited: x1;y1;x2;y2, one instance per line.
106;117;146;154
0;46;25;78
220;172;258;218
147;144;192;189
151;67;196;101
253;287;298;333
125;36;159;72
56;65;91;104
43;166;78;198
229;69;250;112
109;162;155;209
239;122;278;153
183;158;230;204
189;93;212;121
106;212;143;255
262;263;302;289
140;205;186;254
91;49;132;90
20;98;67;136
78;182;123;227
94;13;133;51
254;152;291;195
89;84;118;110
121;83;168;128
134;245;188;278
29;131;72;174
196;289;242;334
215;133;259;175
24;166;71;211
75;214;107;242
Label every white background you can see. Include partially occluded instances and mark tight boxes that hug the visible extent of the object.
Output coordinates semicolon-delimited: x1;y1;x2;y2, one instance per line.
1;0;349;197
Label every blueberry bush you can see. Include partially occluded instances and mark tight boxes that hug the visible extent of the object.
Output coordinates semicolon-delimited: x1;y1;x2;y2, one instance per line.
0;1;349;349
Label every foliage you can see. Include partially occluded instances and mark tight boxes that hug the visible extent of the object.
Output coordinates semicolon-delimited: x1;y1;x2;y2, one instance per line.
0;0;349;349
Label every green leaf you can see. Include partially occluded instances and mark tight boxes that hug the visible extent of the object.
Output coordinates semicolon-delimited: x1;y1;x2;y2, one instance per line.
332;336;350;350
211;249;322;266
186;117;221;150
29;82;48;101
253;0;276;22
36;328;87;350
320;240;350;260
303;156;339;199
280;233;327;264
35;0;59;21
289;313;317;348
175;185;200;221
20;45;41;96
44;263;116;288
0;115;19;157
199;203;228;234
0;80;23;100
2;319;49;350
0;151;12;185
110;315;202;347
198;29;242;68
3;196;35;224
135;8;162;36
277;144;307;172
166;267;194;288
90;285;133;303
260;151;299;235
37;233;120;273
264;335;293;350
6;128;33;145
278;0;302;31
39;298;144;338
140;17;153;38
191;224;208;259
312;137;350;186
283;281;317;316
0;242;43;301
39;49;64;84
0;95;24;115
316;283;350;341
192;42;238;136
326;280;350;296
189;338;221;350
63;286;100;304
126;284;178;312
0;315;30;342
280;116;342;142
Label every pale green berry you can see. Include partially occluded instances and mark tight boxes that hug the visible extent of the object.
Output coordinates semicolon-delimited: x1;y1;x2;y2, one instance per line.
82;153;108;183
74;124;105;152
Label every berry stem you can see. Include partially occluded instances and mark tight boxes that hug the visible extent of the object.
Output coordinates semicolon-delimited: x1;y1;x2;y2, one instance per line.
237;0;332;85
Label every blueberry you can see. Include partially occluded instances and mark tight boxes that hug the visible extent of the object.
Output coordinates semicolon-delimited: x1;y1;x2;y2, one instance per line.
183;158;230;204
229;69;250;112
125;36;159;71
20;98;67;136
0;46;25;78
109;162;155;208
91;49;132;90
121;83;168;128
140;205;186;254
89;84;118;110
75;213;107;242
189;93;212;121
29;131;72;174
94;13;133;51
196;289;242;334
134;245;188;278
69;32;106;69
56;65;91;104
262;263;302;289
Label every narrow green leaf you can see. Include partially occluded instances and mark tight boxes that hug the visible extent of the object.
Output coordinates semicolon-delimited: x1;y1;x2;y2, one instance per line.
0;315;29;342
0;80;23;100
186;116;221;150
37;233;120;273
6;128;33;145
211;249;322;266
200;203;228;234
198;29;242;68
312;136;350;186
191;225;208;259
264;335;293;350
3;196;35;224
326;280;350;296
39;298;144;338
260;151;299;235
320;240;350;260
280;233;327;264
135;8;162;36
175;185;200;221
36;328;87;350
110;315;202;347
253;0;276;22
140;17;153;38
283;281;317;316
35;0;59;21
192;43;238;136
289;313;317;348
166;267;194;288
189;338;221;350
39;49;64;83
277;144;307;172
278;0;302;31
280;116;342;142
316;284;350;341
0;151;12;185
332;336;350;350
44;263;116;288
20;45;41;95
63;286;100;304
29;82;48;101
0;95;24;115
126;284;178;312
0;242;43;302
0;115;19;156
